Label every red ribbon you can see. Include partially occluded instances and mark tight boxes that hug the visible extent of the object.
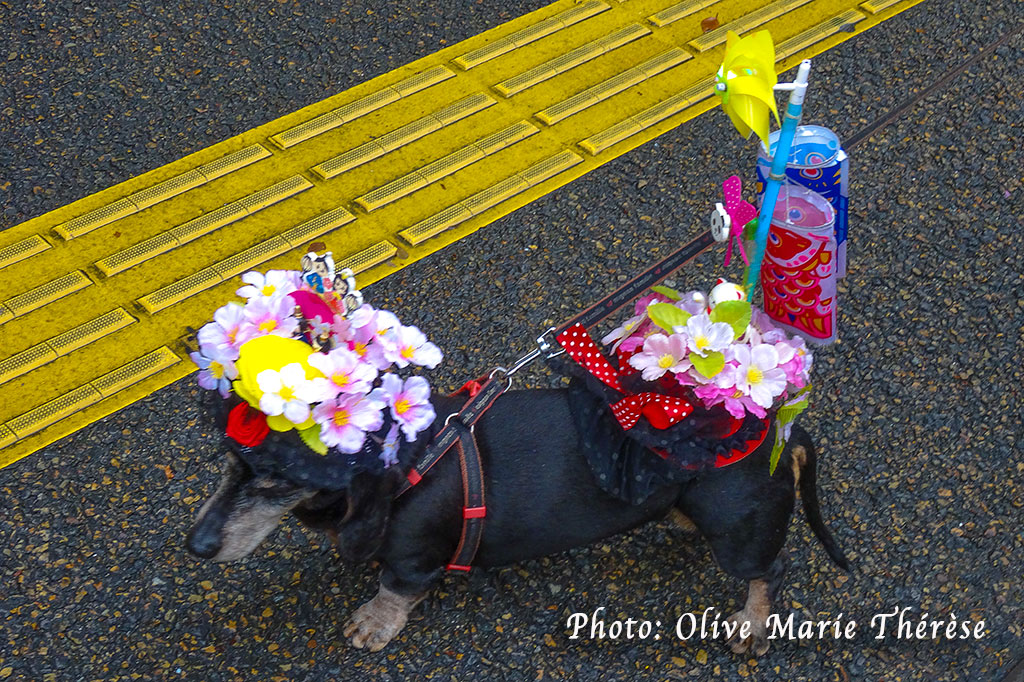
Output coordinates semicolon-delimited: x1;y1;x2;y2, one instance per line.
559;323;693;431
610;392;693;430
557;323;624;392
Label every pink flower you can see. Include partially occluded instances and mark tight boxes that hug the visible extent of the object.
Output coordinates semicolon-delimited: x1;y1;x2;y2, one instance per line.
189;346;238;398
677;291;708;316
633;292;668;315
347;304;377;330
722;390;767;419
306;347;378;396
602;312;646;352
618;335;647;354
330;315;353;345
369;309;400;341
197;302;249;360
371;374;436;442
240;296;299;340
351;309;400;370
378;423;401;467
313;393;386;453
628;334;691;381
236;269;300;301
385;325;443;369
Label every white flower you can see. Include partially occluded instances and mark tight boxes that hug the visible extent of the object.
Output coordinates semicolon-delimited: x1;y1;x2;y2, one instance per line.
236;270;299;301
684;313;734;357
256;363;329;424
733;344;788;409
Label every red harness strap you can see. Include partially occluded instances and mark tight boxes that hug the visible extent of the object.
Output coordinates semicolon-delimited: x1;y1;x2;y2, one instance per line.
396;375;503;572
444;418;487;572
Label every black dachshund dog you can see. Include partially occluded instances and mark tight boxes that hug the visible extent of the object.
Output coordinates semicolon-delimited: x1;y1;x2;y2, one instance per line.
187;384;849;655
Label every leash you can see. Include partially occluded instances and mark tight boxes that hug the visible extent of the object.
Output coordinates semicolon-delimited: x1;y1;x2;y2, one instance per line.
556;230;716;336
395;230;719;572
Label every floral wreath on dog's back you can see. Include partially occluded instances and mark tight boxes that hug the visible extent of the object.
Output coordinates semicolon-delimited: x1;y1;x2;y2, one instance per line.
554;278;813;503
189;247;441;490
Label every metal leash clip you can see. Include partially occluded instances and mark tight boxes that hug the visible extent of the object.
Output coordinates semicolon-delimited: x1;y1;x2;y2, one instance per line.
536;327;565;359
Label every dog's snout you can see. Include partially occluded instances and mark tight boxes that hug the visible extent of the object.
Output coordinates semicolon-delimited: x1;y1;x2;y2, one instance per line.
187;524;223;559
187;501;230;559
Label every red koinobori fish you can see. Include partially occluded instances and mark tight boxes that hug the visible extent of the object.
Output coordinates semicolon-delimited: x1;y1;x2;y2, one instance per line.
760;225;837;342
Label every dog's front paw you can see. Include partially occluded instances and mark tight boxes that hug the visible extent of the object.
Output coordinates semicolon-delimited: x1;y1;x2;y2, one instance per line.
343;586;418;652
725;609;770;657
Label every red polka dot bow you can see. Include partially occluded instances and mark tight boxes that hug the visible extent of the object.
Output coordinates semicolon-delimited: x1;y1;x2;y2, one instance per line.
609;392;693;430
557;323;625;392
557;323;693;431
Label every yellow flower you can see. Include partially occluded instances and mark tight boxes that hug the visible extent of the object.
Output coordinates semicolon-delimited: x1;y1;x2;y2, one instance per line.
233;335;326;432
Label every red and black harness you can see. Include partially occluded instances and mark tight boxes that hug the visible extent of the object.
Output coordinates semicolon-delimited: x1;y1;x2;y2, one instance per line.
397;231;766;572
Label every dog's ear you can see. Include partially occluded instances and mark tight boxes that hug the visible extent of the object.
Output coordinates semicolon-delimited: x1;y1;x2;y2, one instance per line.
334;468;402;563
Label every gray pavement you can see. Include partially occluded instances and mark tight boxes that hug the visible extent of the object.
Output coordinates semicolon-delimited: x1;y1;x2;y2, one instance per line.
1;1;1022;680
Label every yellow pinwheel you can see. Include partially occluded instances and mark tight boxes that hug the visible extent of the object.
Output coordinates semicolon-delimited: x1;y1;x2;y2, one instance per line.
714;30;779;149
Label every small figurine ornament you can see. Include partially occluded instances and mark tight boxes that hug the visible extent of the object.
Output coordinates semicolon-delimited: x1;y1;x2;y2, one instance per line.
301;250;336;293
332;267;364;316
707;278;746;311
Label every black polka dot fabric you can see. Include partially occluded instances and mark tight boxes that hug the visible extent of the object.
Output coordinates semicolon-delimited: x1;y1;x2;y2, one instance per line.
548;355;773;505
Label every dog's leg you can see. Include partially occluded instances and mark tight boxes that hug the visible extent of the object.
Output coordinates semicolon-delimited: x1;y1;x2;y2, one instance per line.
667;507;700;536
725;552;788;656
343;582;427;651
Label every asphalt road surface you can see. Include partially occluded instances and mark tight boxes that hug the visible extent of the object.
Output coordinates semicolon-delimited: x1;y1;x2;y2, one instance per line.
1;0;1022;680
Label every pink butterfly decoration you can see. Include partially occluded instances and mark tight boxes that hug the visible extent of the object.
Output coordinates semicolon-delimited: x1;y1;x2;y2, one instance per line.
722;175;757;267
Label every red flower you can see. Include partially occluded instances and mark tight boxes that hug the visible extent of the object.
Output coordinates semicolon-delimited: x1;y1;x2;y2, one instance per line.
226;403;270;447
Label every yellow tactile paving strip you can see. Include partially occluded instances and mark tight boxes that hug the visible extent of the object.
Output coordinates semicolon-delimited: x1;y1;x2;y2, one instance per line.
0;0;925;468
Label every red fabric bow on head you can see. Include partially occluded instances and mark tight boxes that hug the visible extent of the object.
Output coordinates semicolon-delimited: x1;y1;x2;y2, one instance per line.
557;324;693;431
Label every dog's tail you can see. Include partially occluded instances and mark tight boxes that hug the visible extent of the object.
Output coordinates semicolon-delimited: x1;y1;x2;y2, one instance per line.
790;424;852;572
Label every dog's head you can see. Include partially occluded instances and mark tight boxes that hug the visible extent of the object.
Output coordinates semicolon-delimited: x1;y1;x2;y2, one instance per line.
186;448;409;563
186;450;316;562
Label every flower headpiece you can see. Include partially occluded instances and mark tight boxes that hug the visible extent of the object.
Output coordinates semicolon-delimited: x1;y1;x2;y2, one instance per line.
190;248;442;464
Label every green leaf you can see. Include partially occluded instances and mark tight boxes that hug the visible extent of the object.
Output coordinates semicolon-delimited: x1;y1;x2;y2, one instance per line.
298;424;328;455
650;285;682;301
769;441;783;475
647;303;691;333
710;299;752;339
690;351;725;378
769;385;812;474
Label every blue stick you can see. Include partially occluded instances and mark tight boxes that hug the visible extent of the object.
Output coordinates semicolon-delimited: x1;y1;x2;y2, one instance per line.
745;60;812;295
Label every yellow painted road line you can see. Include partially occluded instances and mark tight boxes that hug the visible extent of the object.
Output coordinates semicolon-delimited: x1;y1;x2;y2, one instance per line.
53;145;271;240
310;93;497;179
0;308;136;386
356;121;540;211
536;47;692;125
494;23;652;97
687;0;813;52
268;66;456;149
0;0;926;468
0;235;51;271
648;0;720;28
453;0;612;70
